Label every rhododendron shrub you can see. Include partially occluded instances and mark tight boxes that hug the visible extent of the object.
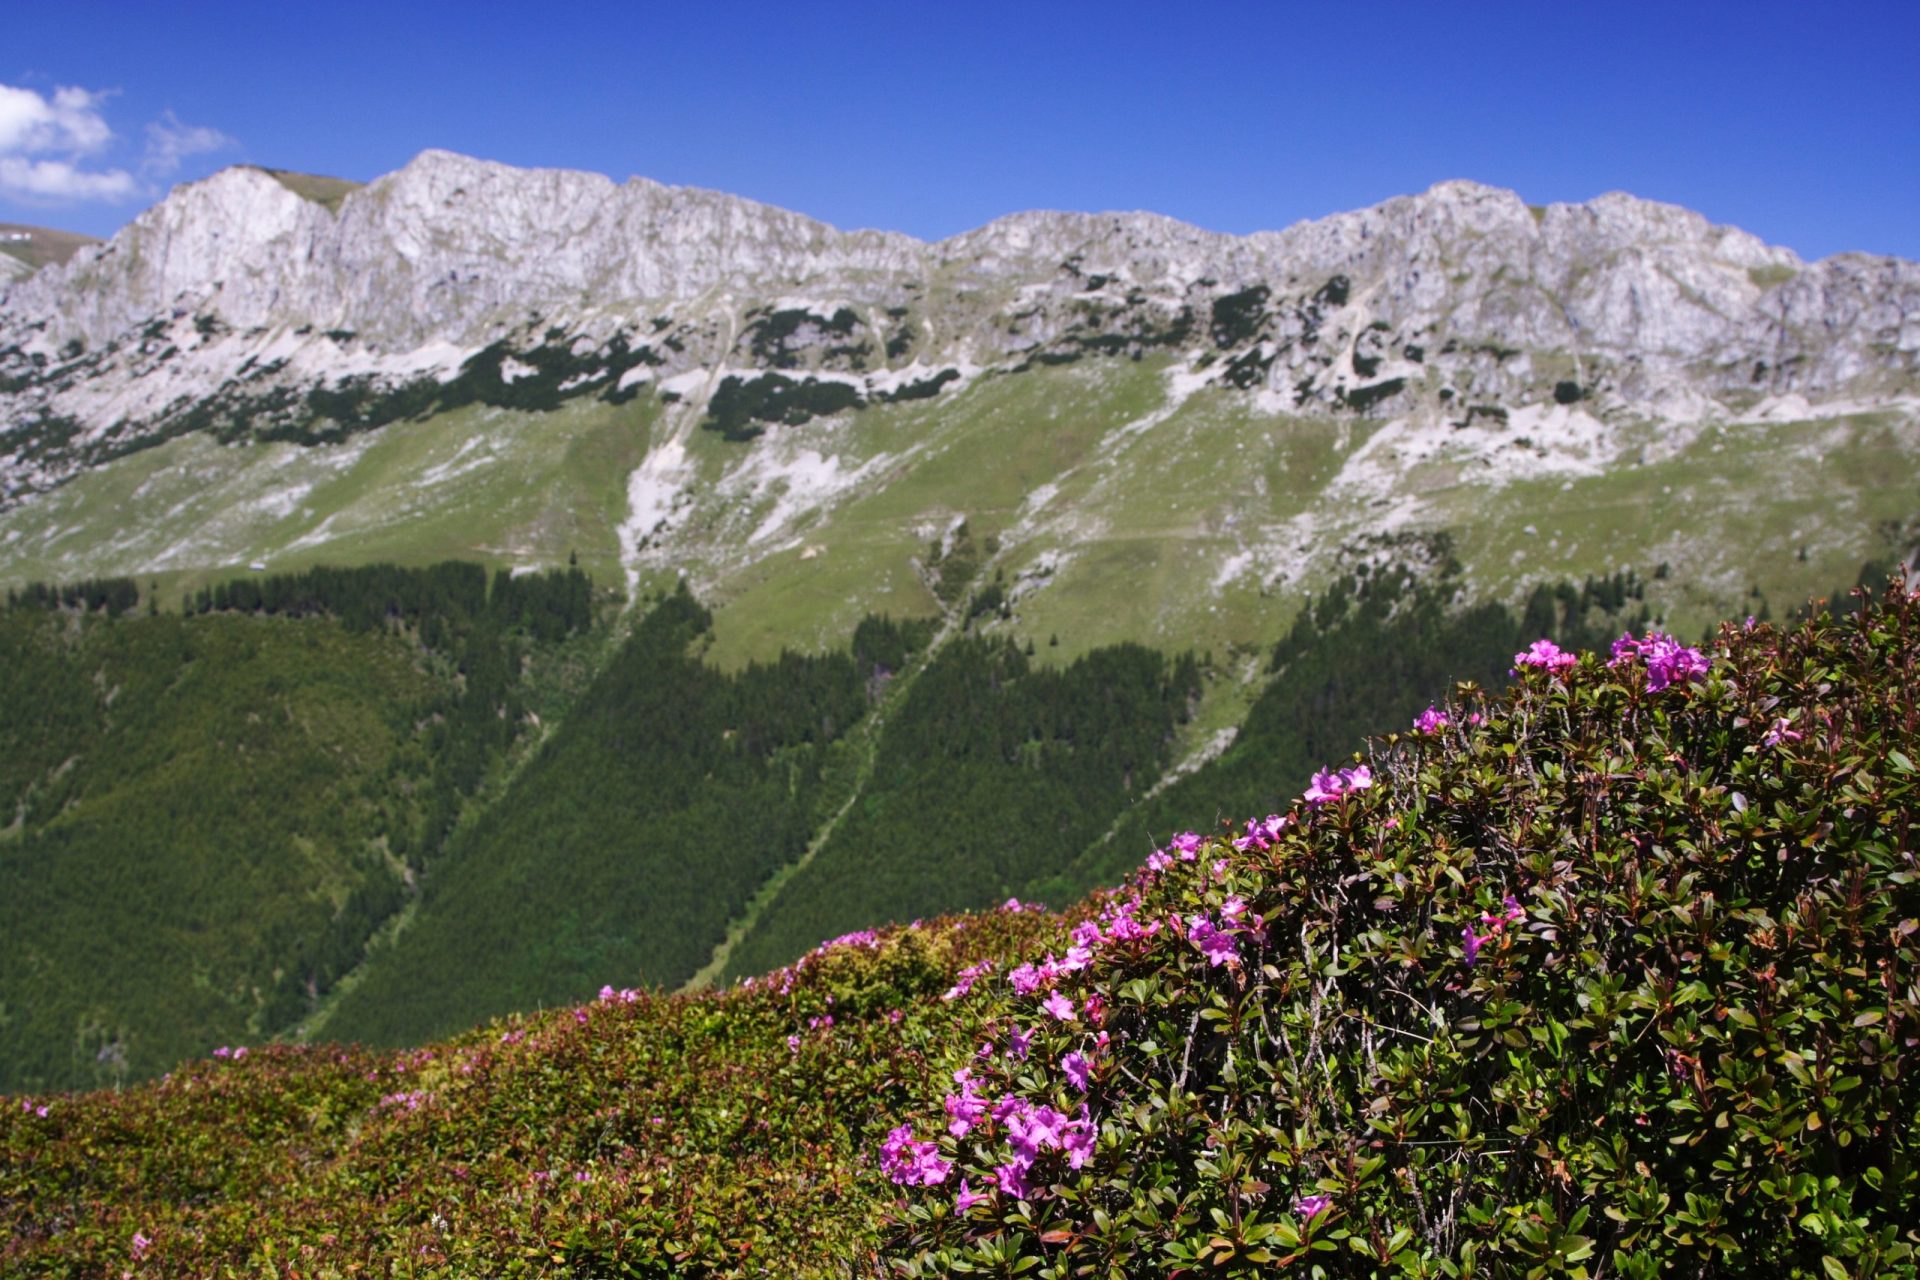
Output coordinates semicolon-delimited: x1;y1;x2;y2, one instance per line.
885;585;1920;1277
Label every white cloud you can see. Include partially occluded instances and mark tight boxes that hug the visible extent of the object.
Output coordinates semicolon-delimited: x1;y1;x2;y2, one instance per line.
0;83;114;156
143;109;235;177
0;82;234;205
0;155;137;200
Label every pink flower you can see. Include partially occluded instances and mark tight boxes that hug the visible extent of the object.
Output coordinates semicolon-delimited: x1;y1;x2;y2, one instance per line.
1293;1194;1332;1220
1006;1026;1034;1060
1233;813;1288;851
879;1124;951;1187
575;1009;589;1024
1060;1113;1097;1168
1304;765;1373;808
1462;925;1485;965
993;1161;1034;1199
1146;849;1174;872
943;960;994;1001
1414;705;1448;733
1189;915;1239;967
131;1231;152;1260
1170;831;1203;859
786;1034;800;1053
1062;1050;1091;1091
1763;717;1803;748
954;1178;988;1214
1609;630;1710;690
1008;963;1044;995
1303;768;1345;806
1042;991;1077;1021
1513;638;1577;675
212;1046;231;1059
945;1069;988;1136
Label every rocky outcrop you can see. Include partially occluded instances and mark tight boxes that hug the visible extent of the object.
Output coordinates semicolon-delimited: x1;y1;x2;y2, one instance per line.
0;151;1914;501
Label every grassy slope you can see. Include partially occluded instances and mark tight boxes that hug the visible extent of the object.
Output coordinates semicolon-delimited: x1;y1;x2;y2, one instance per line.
0;394;653;608
0;356;1909;674
4;586;1914;1277
0;223;100;273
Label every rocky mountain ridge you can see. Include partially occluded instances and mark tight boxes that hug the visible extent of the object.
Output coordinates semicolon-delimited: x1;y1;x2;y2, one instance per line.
3;150;1915;506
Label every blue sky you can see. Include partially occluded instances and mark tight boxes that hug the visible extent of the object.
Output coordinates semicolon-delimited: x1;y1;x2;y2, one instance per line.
3;1;1916;261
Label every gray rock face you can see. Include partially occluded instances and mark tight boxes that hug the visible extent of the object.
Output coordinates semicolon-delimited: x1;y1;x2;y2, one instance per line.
1;150;1914;501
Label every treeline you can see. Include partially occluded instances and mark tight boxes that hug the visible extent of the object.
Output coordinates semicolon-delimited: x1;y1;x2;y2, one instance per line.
4;575;141;616
325;586;922;1046
185;561;594;649
722;637;1201;980
1066;546;1655;891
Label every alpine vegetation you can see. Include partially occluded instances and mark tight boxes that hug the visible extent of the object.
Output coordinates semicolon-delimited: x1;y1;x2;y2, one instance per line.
6;581;1915;1277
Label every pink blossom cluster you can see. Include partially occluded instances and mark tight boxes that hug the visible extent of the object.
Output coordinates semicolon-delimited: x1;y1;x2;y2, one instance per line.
1146;831;1205;871
942;959;995;1002
211;1045;248;1061
1609;630;1710;690
817;928;883;952
1512;638;1578;675
999;897;1046;914
992;1098;1097;1197
1186;896;1255;967
1293;1193;1333;1221
1413;705;1449;733
1762;716;1803;748
880;1123;952;1186
1091;894;1160;946
1008;892;1159;998
1462;895;1526;965
1233;813;1290;851
131;1230;153;1259
18;1097;48;1118
597;984;640;1004
1304;764;1372;807
379;1090;430;1112
944;1067;990;1136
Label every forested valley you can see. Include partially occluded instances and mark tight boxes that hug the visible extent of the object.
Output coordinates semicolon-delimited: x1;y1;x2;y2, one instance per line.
0;544;1863;1086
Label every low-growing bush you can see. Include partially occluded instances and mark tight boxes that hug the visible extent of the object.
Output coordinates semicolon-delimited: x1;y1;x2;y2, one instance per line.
883;586;1920;1277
